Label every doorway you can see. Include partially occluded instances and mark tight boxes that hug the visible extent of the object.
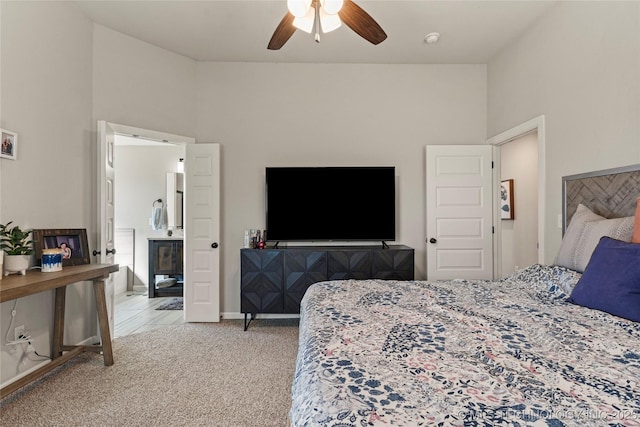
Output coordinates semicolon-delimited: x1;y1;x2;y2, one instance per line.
487;115;546;278
113;135;186;295
97;122;196;338
112;135;186;337
498;132;538;277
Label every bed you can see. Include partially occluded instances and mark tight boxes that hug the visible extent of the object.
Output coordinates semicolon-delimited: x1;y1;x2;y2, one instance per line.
290;165;640;426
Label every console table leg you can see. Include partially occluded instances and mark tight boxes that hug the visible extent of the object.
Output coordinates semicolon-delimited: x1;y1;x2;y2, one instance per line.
52;286;66;359
93;279;114;366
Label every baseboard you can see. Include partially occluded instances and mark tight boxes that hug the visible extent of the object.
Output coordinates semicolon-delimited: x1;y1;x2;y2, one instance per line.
0;359;52;390
221;312;300;320
81;335;99;345
0;335;99;390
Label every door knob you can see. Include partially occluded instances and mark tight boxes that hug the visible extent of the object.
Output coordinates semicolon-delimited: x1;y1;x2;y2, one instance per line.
106;248;116;255
92;250;101;256
211;242;219;249
429;238;437;244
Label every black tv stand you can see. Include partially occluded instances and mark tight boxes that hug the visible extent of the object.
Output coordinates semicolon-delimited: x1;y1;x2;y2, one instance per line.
240;245;414;329
381;241;389;249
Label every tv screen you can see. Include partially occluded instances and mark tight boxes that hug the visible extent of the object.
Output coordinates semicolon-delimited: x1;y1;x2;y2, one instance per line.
265;167;395;242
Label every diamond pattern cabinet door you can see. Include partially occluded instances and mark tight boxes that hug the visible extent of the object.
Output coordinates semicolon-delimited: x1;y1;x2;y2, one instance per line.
328;250;372;280
284;251;327;313
241;250;283;313
372;248;415;280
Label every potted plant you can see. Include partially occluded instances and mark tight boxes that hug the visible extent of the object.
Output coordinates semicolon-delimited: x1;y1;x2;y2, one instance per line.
0;222;34;276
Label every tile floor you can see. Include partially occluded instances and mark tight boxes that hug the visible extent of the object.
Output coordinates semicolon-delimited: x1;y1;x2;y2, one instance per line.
114;291;186;338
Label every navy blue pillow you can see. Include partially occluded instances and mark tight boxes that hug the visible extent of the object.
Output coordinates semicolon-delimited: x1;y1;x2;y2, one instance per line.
568;236;640;322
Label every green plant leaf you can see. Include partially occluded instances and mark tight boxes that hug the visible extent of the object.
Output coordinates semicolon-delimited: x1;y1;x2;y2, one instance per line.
0;222;34;255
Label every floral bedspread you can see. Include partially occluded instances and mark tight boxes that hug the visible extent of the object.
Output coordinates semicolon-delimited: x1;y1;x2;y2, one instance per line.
290;265;640;426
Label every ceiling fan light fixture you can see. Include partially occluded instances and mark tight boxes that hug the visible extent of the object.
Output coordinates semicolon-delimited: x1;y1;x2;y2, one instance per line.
319;8;342;33
293;7;315;33
287;0;311;18
268;0;386;50
320;0;344;15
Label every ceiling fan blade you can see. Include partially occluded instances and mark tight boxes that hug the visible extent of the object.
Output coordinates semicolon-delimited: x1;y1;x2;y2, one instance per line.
268;12;296;50
338;0;387;45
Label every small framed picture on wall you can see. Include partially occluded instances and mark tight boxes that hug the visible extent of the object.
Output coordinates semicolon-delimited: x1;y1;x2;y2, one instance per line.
0;129;17;160
501;179;514;220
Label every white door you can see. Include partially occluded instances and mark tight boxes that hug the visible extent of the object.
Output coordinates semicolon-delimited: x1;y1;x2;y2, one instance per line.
97;120;117;335
426;145;494;280
184;143;221;322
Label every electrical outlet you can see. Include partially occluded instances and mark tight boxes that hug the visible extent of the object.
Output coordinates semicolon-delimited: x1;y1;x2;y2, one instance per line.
14;325;25;341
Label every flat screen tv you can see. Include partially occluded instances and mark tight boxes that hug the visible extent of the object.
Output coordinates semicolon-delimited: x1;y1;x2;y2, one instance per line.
265;166;395;242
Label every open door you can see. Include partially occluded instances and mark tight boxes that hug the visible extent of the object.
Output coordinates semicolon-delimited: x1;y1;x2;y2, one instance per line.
184;143;221;322
426;145;494;280
97;122;197;326
97;120;117;335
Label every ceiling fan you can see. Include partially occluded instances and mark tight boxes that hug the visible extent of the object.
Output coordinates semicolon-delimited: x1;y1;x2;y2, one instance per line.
268;0;387;50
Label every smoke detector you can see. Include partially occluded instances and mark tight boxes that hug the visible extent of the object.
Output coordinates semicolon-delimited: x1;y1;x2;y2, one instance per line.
424;32;440;44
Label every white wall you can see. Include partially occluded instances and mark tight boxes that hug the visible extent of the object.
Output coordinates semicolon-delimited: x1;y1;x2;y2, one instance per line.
488;1;640;263
195;62;487;314
0;1;94;386
92;24;197;139
114;144;185;289
500;132;538;277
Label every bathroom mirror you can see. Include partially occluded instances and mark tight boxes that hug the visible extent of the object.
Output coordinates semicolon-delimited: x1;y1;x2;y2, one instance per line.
166;172;184;229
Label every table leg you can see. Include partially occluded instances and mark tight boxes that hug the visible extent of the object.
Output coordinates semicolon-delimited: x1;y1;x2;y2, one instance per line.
93;278;114;366
52;286;66;359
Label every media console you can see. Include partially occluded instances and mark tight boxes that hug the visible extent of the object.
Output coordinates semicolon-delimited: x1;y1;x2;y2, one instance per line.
240;245;414;330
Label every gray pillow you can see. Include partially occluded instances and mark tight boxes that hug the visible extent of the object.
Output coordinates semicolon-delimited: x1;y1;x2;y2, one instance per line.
555;204;634;272
572;216;634;272
555;204;604;270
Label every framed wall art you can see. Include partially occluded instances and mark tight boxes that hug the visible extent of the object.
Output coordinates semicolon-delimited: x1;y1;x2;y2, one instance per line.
1;129;17;160
501;179;515;220
33;228;90;266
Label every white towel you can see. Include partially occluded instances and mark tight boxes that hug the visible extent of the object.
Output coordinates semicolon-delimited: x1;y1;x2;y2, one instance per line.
151;206;165;230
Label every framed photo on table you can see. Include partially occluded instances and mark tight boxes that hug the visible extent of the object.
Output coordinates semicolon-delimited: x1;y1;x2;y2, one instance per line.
1;129;17;160
501;179;515;220
33;229;90;266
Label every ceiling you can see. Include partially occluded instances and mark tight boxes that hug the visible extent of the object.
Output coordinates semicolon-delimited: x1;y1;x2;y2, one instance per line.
75;0;558;64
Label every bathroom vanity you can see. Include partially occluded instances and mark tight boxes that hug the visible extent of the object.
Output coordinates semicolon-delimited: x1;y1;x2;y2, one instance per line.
148;238;183;298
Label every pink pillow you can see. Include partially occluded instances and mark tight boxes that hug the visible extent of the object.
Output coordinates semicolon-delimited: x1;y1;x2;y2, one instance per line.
633;197;640;243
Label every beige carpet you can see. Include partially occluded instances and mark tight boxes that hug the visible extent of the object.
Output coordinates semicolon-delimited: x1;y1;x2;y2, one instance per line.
0;319;299;426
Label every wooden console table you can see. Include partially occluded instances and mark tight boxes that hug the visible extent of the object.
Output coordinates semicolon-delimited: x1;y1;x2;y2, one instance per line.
0;263;119;398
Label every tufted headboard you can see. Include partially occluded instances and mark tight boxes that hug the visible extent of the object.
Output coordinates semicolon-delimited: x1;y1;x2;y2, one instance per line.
562;164;640;234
